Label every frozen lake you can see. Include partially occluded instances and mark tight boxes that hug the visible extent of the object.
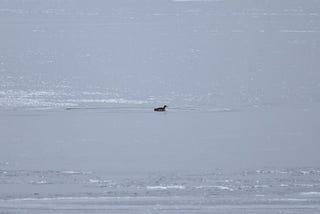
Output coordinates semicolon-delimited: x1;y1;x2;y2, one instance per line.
1;0;320;213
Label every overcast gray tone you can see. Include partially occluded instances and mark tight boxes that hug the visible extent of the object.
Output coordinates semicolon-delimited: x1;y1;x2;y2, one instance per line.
1;0;320;213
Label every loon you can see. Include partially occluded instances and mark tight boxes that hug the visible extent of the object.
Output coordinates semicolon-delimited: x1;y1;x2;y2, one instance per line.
154;105;167;112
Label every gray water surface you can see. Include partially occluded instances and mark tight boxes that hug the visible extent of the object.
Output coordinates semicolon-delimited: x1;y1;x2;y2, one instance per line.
1;0;320;213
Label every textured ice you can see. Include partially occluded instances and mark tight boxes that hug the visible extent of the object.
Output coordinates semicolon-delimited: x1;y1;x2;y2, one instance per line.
301;192;320;196
0;168;320;213
146;185;186;190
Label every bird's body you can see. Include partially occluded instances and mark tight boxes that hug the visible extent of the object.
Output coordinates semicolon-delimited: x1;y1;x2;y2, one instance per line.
154;105;167;112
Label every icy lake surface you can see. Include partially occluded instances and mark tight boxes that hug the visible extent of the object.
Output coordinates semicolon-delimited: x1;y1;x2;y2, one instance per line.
1;0;320;213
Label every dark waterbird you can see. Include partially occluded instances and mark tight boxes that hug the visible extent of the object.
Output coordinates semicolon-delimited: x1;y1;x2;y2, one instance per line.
154;105;167;112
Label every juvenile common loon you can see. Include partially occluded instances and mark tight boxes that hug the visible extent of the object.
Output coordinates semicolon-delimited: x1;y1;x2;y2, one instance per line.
154;105;167;112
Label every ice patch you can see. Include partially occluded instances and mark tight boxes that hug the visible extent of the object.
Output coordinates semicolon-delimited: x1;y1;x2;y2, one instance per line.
254;185;269;189
214;185;234;191
89;179;100;183
29;180;50;185
196;185;234;191
301;192;320;196
61;171;91;175
88;179;111;184
146;185;186;190
268;198;308;202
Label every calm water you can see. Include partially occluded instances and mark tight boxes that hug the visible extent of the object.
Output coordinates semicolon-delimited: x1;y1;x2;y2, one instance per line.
1;0;320;213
